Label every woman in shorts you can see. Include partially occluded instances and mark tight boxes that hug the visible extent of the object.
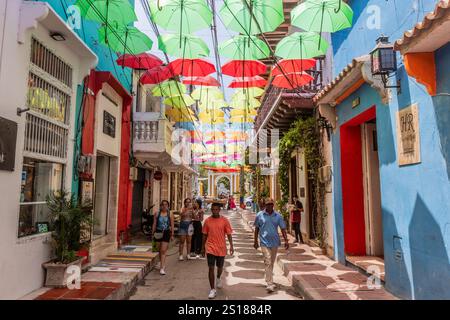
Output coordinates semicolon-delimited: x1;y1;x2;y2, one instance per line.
179;198;195;261
152;200;174;275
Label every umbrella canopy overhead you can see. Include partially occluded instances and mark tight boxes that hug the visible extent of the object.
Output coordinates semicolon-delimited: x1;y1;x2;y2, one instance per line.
140;65;175;84
272;59;316;75
99;26;153;54
183;76;221;87
159;34;210;58
275;32;328;59
221;60;267;77
232;87;264;99
168;58;216;77
116;53;163;69
152;80;187;96
164;95;195;108
291;0;353;34
191;87;224;101
229;76;267;88
219;0;284;35
229;98;261;109
219;35;270;60
80;0;137;25
272;72;314;89
149;0;213;34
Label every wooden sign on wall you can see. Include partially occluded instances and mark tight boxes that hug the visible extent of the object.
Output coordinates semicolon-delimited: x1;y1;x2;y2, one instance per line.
396;104;421;166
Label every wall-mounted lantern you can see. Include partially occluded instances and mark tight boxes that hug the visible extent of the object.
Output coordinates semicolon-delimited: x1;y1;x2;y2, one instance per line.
370;36;401;91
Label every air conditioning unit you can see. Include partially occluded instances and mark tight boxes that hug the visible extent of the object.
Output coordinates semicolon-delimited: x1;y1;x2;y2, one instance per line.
129;167;138;181
318;165;332;184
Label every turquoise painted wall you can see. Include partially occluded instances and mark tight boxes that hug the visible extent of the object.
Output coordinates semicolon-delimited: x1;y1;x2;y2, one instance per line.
330;0;450;299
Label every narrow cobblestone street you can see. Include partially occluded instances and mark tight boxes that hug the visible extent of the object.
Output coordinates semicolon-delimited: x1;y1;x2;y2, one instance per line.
130;210;302;300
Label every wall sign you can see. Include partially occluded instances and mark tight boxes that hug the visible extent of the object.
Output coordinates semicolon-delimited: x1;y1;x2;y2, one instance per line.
396;103;421;166
0;117;18;171
80;180;94;208
352;97;360;108
103;111;116;138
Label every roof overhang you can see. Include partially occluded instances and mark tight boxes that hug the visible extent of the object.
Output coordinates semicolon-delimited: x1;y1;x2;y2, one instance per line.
19;1;98;79
394;0;450;54
313;55;388;129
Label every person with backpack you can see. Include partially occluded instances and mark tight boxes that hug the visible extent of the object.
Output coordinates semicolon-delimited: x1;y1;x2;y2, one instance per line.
152;200;174;275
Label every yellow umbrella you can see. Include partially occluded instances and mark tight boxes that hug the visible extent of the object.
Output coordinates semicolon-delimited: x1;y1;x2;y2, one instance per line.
198;99;228;111
232;87;264;98
191;87;223;101
229;98;261;109
166;107;194;122
230;109;257;117
164;94;195;108
198;110;225;118
229;116;254;123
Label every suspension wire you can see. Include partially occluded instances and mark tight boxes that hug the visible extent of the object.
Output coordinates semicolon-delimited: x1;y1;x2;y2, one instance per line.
140;0;207;150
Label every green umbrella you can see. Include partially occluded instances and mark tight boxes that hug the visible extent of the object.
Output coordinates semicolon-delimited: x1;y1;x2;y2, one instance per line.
164;95;195;108
149;0;213;34
219;0;284;35
232;87;264;99
275;32;328;59
291;0;353;34
219;35;270;60
152;80;187;97
158;34;210;58
99;26;153;54
80;0;137;25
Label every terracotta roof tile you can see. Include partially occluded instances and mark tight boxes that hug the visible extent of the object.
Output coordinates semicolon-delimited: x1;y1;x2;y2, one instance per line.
394;0;450;52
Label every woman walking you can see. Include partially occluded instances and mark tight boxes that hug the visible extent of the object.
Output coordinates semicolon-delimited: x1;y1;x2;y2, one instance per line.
179;198;195;261
190;199;205;258
290;198;304;244
152;200;174;275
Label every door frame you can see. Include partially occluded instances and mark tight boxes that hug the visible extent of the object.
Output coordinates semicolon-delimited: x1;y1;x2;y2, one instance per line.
339;106;376;256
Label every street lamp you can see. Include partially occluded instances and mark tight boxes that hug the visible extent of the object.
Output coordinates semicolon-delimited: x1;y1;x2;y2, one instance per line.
370;36;401;91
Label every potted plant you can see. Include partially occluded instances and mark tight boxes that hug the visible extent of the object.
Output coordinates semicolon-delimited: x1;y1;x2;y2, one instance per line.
42;190;92;288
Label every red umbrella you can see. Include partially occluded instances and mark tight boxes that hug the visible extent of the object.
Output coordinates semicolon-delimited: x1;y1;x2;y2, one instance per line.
228;76;267;88
116;53;163;70
168;58;216;77
272;72;314;89
140;65;174;84
222;60;266;77
272;59;316;76
182;76;220;87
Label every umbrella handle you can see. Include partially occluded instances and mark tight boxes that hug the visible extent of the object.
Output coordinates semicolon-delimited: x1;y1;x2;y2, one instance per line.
334;0;342;13
157;0;162;11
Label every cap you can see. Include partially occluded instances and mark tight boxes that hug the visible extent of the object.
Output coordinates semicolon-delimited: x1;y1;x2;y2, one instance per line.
265;198;274;205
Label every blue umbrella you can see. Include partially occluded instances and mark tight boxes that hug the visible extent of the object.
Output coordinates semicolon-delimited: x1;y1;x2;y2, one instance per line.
175;122;196;131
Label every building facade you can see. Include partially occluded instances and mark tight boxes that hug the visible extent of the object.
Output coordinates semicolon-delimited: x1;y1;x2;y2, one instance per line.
316;0;450;299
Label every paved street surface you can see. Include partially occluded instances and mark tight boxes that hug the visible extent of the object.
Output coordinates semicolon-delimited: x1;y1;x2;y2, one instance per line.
130;210;302;300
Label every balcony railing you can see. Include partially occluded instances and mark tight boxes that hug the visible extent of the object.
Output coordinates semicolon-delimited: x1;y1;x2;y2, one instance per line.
133;112;174;156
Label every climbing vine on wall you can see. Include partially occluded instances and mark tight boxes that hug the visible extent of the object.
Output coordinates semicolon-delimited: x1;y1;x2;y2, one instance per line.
278;116;328;247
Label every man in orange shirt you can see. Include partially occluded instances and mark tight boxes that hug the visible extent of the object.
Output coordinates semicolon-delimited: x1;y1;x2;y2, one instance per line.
201;202;234;299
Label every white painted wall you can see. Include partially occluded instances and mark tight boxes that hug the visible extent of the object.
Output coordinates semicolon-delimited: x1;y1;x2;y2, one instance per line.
321;129;335;257
0;1;96;299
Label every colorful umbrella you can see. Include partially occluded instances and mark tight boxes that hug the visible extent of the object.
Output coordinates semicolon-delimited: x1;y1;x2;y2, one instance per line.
219;0;284;35
272;59;316;76
291;0;353;34
275;32;328;59
222;60;267;77
219;35;270;60
152;80;186;96
80;0;137;26
168;58;215;77
174;122;197;130
182;76;221;87
140;65;175;84
166;107;195;122
191;87;223;101
198;110;225;118
230;109;257;117
159;34;210;59
229;98;260;109
98;26;153;54
149;0;213;34
164;95;195;108
116;53;163;69
272;72;314;89
232;87;264;98
228;76;267;88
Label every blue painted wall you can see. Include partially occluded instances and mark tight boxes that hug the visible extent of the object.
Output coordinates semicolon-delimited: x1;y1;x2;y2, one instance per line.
330;0;450;299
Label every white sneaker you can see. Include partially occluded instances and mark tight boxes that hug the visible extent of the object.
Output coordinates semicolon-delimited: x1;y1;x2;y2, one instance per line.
266;284;275;292
208;289;217;299
187;255;194;260
216;278;222;289
179;255;184;261
160;268;166;275
195;254;201;259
